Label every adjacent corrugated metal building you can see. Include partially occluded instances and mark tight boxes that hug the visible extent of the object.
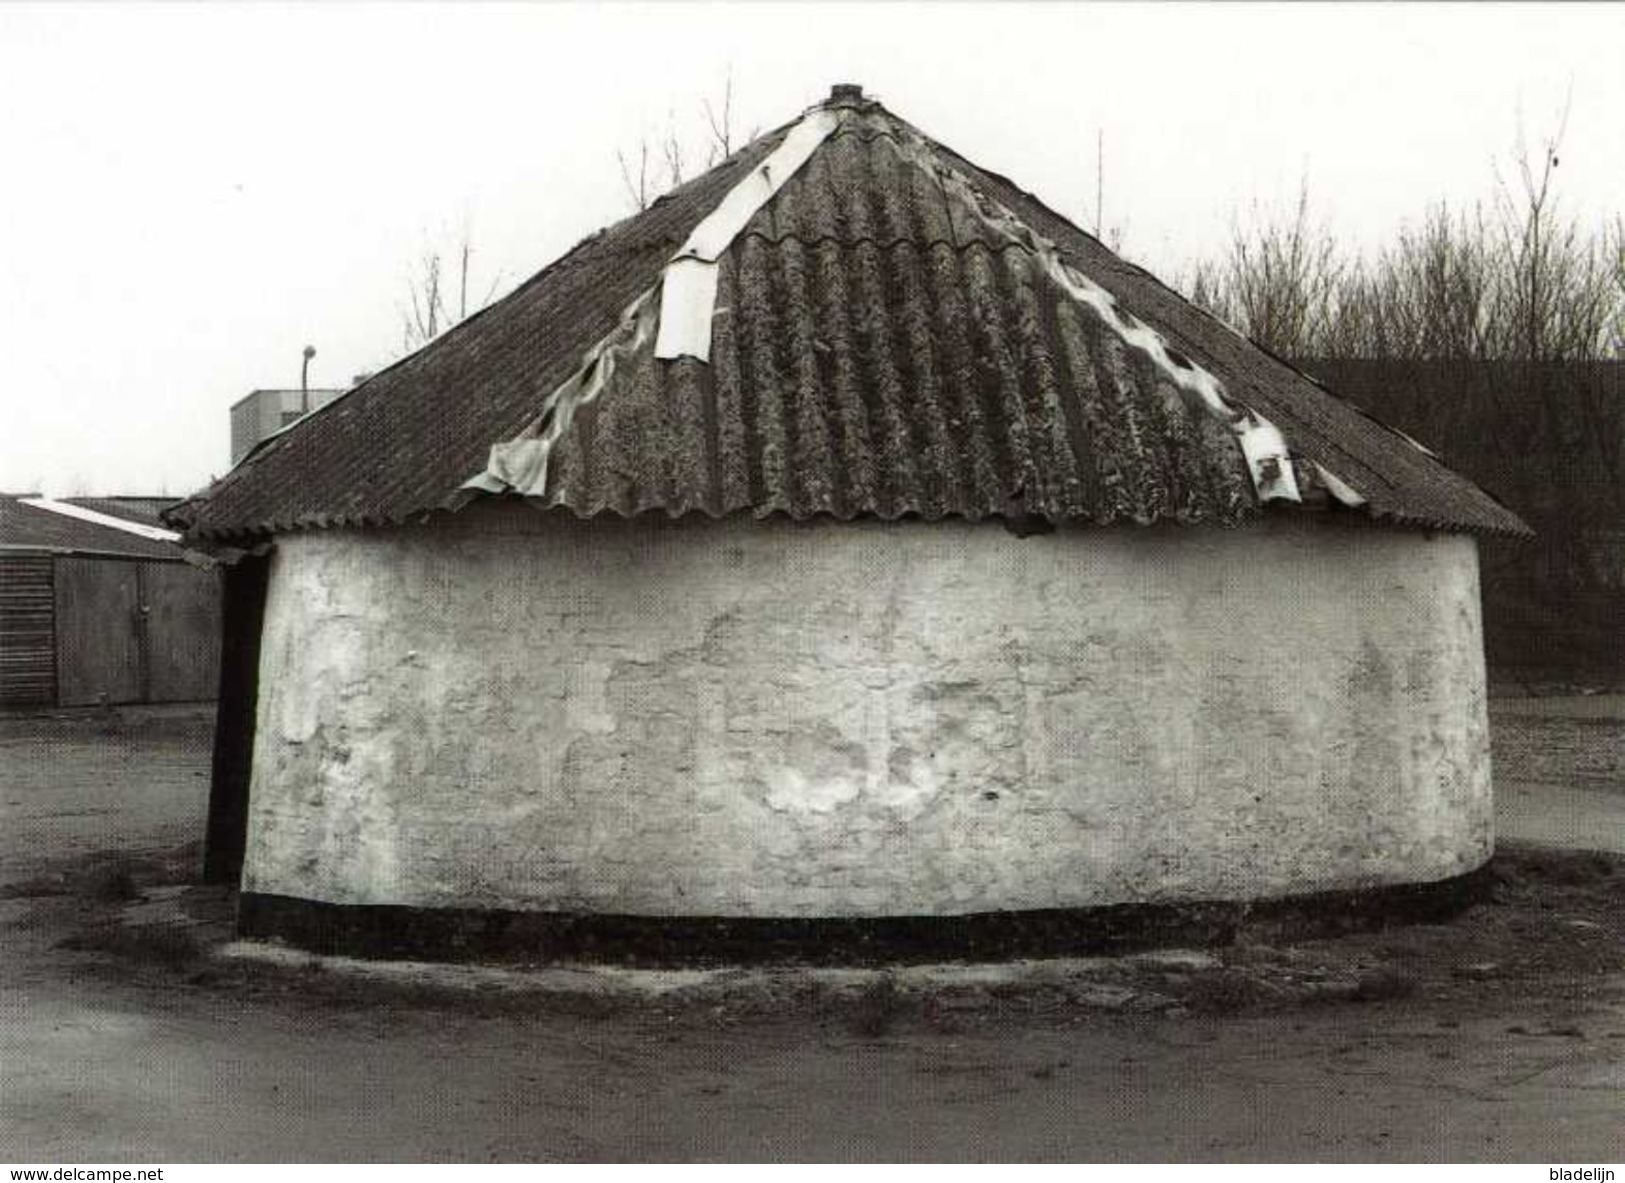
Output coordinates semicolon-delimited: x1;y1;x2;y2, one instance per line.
0;495;220;708
169;87;1529;959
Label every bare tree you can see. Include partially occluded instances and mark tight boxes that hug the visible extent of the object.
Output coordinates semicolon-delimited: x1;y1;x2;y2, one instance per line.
701;71;735;165
1196;181;1345;357
400;223;503;352
403;248;446;350
662;129;685;189
617;142;654;213
1484;108;1616;363
1610;215;1625;356
1181;124;1623;367
1181;257;1236;329
615;74;741;213
1317;256;1389;360
1372;202;1496;361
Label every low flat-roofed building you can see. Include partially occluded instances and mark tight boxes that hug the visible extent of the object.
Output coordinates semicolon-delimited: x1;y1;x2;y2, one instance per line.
229;388;347;466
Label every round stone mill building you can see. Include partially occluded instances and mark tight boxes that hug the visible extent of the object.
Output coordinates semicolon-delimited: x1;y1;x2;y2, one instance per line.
170;86;1529;960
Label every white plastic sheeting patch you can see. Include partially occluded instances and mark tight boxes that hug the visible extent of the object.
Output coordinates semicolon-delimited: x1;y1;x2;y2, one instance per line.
468;105;847;498
1047;258;1301;503
463;290;659;498
1388;425;1440;459
1312;462;1368;508
654;108;843;362
1232;419;1299;503
19;497;181;543
652;257;722;364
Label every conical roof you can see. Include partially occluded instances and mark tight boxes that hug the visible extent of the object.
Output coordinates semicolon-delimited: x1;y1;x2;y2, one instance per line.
169;86;1529;541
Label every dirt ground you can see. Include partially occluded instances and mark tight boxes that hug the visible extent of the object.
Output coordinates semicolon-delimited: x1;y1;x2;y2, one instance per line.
2;700;1623;1163
1488;695;1625;855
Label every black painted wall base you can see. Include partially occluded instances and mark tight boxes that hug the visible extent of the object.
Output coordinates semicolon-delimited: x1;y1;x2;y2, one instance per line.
238;864;1492;966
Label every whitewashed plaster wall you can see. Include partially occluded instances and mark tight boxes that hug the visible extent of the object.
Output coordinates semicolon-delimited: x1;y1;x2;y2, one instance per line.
241;506;1492;916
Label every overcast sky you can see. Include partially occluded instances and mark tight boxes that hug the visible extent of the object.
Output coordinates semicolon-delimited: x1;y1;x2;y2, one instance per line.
2;2;1620;497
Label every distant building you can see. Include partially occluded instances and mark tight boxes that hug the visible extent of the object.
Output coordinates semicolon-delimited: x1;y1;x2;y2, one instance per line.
229;388;346;466
0;494;220;708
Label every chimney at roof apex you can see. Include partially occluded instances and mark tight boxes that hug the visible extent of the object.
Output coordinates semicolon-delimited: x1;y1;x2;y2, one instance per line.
828;83;865;106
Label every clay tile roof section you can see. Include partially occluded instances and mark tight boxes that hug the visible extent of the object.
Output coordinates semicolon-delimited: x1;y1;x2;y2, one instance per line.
166;92;1531;542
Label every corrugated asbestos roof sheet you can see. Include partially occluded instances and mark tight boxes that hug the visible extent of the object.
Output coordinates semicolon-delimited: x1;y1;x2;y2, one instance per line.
62;496;175;528
0;495;183;560
168;93;1529;541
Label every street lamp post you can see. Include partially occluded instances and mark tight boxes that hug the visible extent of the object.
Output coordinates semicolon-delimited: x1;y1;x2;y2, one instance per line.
301;344;317;414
